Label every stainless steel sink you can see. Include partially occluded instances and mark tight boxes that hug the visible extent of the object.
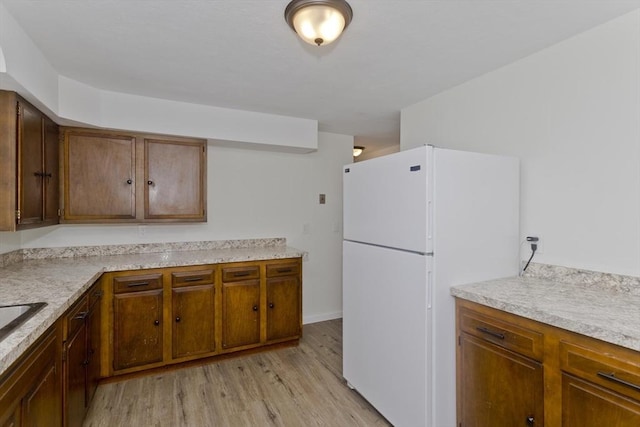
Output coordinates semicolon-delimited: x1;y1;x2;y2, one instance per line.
0;303;47;342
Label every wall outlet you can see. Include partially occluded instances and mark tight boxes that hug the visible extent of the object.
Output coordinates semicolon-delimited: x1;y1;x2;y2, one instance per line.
526;235;543;255
319;194;326;204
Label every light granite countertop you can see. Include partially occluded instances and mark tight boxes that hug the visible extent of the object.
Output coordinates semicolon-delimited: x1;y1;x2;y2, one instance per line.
451;268;640;353
0;241;304;376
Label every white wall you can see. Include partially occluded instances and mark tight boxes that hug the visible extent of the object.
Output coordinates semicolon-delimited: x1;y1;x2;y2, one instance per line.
2;132;352;323
401;10;640;276
0;3;318;151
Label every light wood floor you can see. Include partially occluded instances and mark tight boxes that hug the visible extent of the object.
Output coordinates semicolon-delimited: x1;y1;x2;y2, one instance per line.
83;319;391;426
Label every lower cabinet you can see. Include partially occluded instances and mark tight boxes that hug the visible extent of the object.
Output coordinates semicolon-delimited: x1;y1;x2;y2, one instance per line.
171;269;216;359
112;273;164;371
104;258;303;376
221;264;261;350
0;324;62;427
458;334;543;427
63;280;103;427
456;298;640;427
265;261;302;342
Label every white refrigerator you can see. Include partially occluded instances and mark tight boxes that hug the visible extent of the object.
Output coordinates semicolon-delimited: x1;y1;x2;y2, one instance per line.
342;145;519;427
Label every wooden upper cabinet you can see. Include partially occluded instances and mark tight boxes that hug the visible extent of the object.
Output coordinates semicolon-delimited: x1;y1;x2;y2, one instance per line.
145;139;206;219
64;131;136;220
0;90;60;231
61;128;206;223
18;101;44;225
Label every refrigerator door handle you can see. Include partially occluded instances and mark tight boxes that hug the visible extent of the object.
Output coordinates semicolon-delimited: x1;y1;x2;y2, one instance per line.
427;269;433;309
428;199;433;242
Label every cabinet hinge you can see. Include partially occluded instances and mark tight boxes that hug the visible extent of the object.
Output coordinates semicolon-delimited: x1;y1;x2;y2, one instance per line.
62;347;67;362
57;208;61;217
458;335;461;346
15;210;20;221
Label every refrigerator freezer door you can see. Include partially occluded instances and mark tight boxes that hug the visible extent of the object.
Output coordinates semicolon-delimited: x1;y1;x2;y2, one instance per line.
343;146;432;254
343;240;432;427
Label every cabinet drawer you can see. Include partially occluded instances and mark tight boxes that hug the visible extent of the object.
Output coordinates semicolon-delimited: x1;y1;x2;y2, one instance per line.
65;297;88;339
222;266;260;282
560;340;640;401
171;269;214;287
459;307;543;361
266;262;300;278
113;274;163;294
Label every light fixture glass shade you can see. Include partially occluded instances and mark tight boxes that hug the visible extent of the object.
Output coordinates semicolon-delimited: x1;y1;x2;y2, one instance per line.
285;0;353;47
292;5;345;46
353;146;364;157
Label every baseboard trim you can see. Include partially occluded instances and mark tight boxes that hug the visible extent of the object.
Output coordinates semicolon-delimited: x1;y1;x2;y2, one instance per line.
303;311;343;325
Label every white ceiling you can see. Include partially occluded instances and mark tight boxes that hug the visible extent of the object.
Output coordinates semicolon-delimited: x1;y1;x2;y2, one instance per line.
3;0;640;153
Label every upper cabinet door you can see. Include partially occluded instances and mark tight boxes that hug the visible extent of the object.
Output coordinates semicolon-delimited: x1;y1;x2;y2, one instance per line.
144;139;206;220
43;117;60;225
64;131;136;220
17;100;44;226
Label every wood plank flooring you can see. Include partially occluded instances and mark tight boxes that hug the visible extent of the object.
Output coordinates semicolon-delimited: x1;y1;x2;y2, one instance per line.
83;319;391;426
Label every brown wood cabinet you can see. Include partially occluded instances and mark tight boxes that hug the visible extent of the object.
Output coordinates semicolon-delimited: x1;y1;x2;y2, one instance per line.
0;324;62;427
0;90;59;231
63;280;103;427
456;298;640;427
171;269;216;359
61;127;206;223
112;274;164;371
266;260;302;342
103;258;302;376
221;264;261;350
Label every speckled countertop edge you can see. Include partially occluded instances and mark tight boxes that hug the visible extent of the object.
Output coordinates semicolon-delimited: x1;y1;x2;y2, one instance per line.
0;240;305;376
451;268;640;352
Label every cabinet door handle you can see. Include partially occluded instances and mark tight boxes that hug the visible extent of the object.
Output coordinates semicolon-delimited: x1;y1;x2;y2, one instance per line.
183;277;203;282
476;326;505;340
82;359;90;366
126;179;132;184
597;371;640;392
147;180;153;185
233;272;251;277
44;172;52;178
269;303;275;309
175;317;181;322
276;268;293;273
127;282;150;288
73;311;88;320
526;416;534;426
252;305;258;312
154;320;160;326
92;290;104;299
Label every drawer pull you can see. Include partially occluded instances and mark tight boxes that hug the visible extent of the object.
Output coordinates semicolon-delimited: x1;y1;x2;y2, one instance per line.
476;326;505;340
269;303;275;309
276;268;293;273
92;290;104;298
597;371;640;392
73;311;88;321
127;281;150;287
154;320;160;326
233;272;252;277
183;277;203;282
252;305;258;312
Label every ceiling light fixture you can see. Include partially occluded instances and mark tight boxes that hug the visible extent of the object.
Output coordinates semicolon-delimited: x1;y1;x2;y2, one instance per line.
353;146;365;157
284;0;353;47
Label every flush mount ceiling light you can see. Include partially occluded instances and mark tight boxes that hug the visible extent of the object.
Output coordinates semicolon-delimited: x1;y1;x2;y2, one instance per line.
353;146;365;157
284;0;353;46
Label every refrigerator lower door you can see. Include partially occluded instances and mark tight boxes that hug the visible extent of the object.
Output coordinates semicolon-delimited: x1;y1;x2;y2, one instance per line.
343;240;432;427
